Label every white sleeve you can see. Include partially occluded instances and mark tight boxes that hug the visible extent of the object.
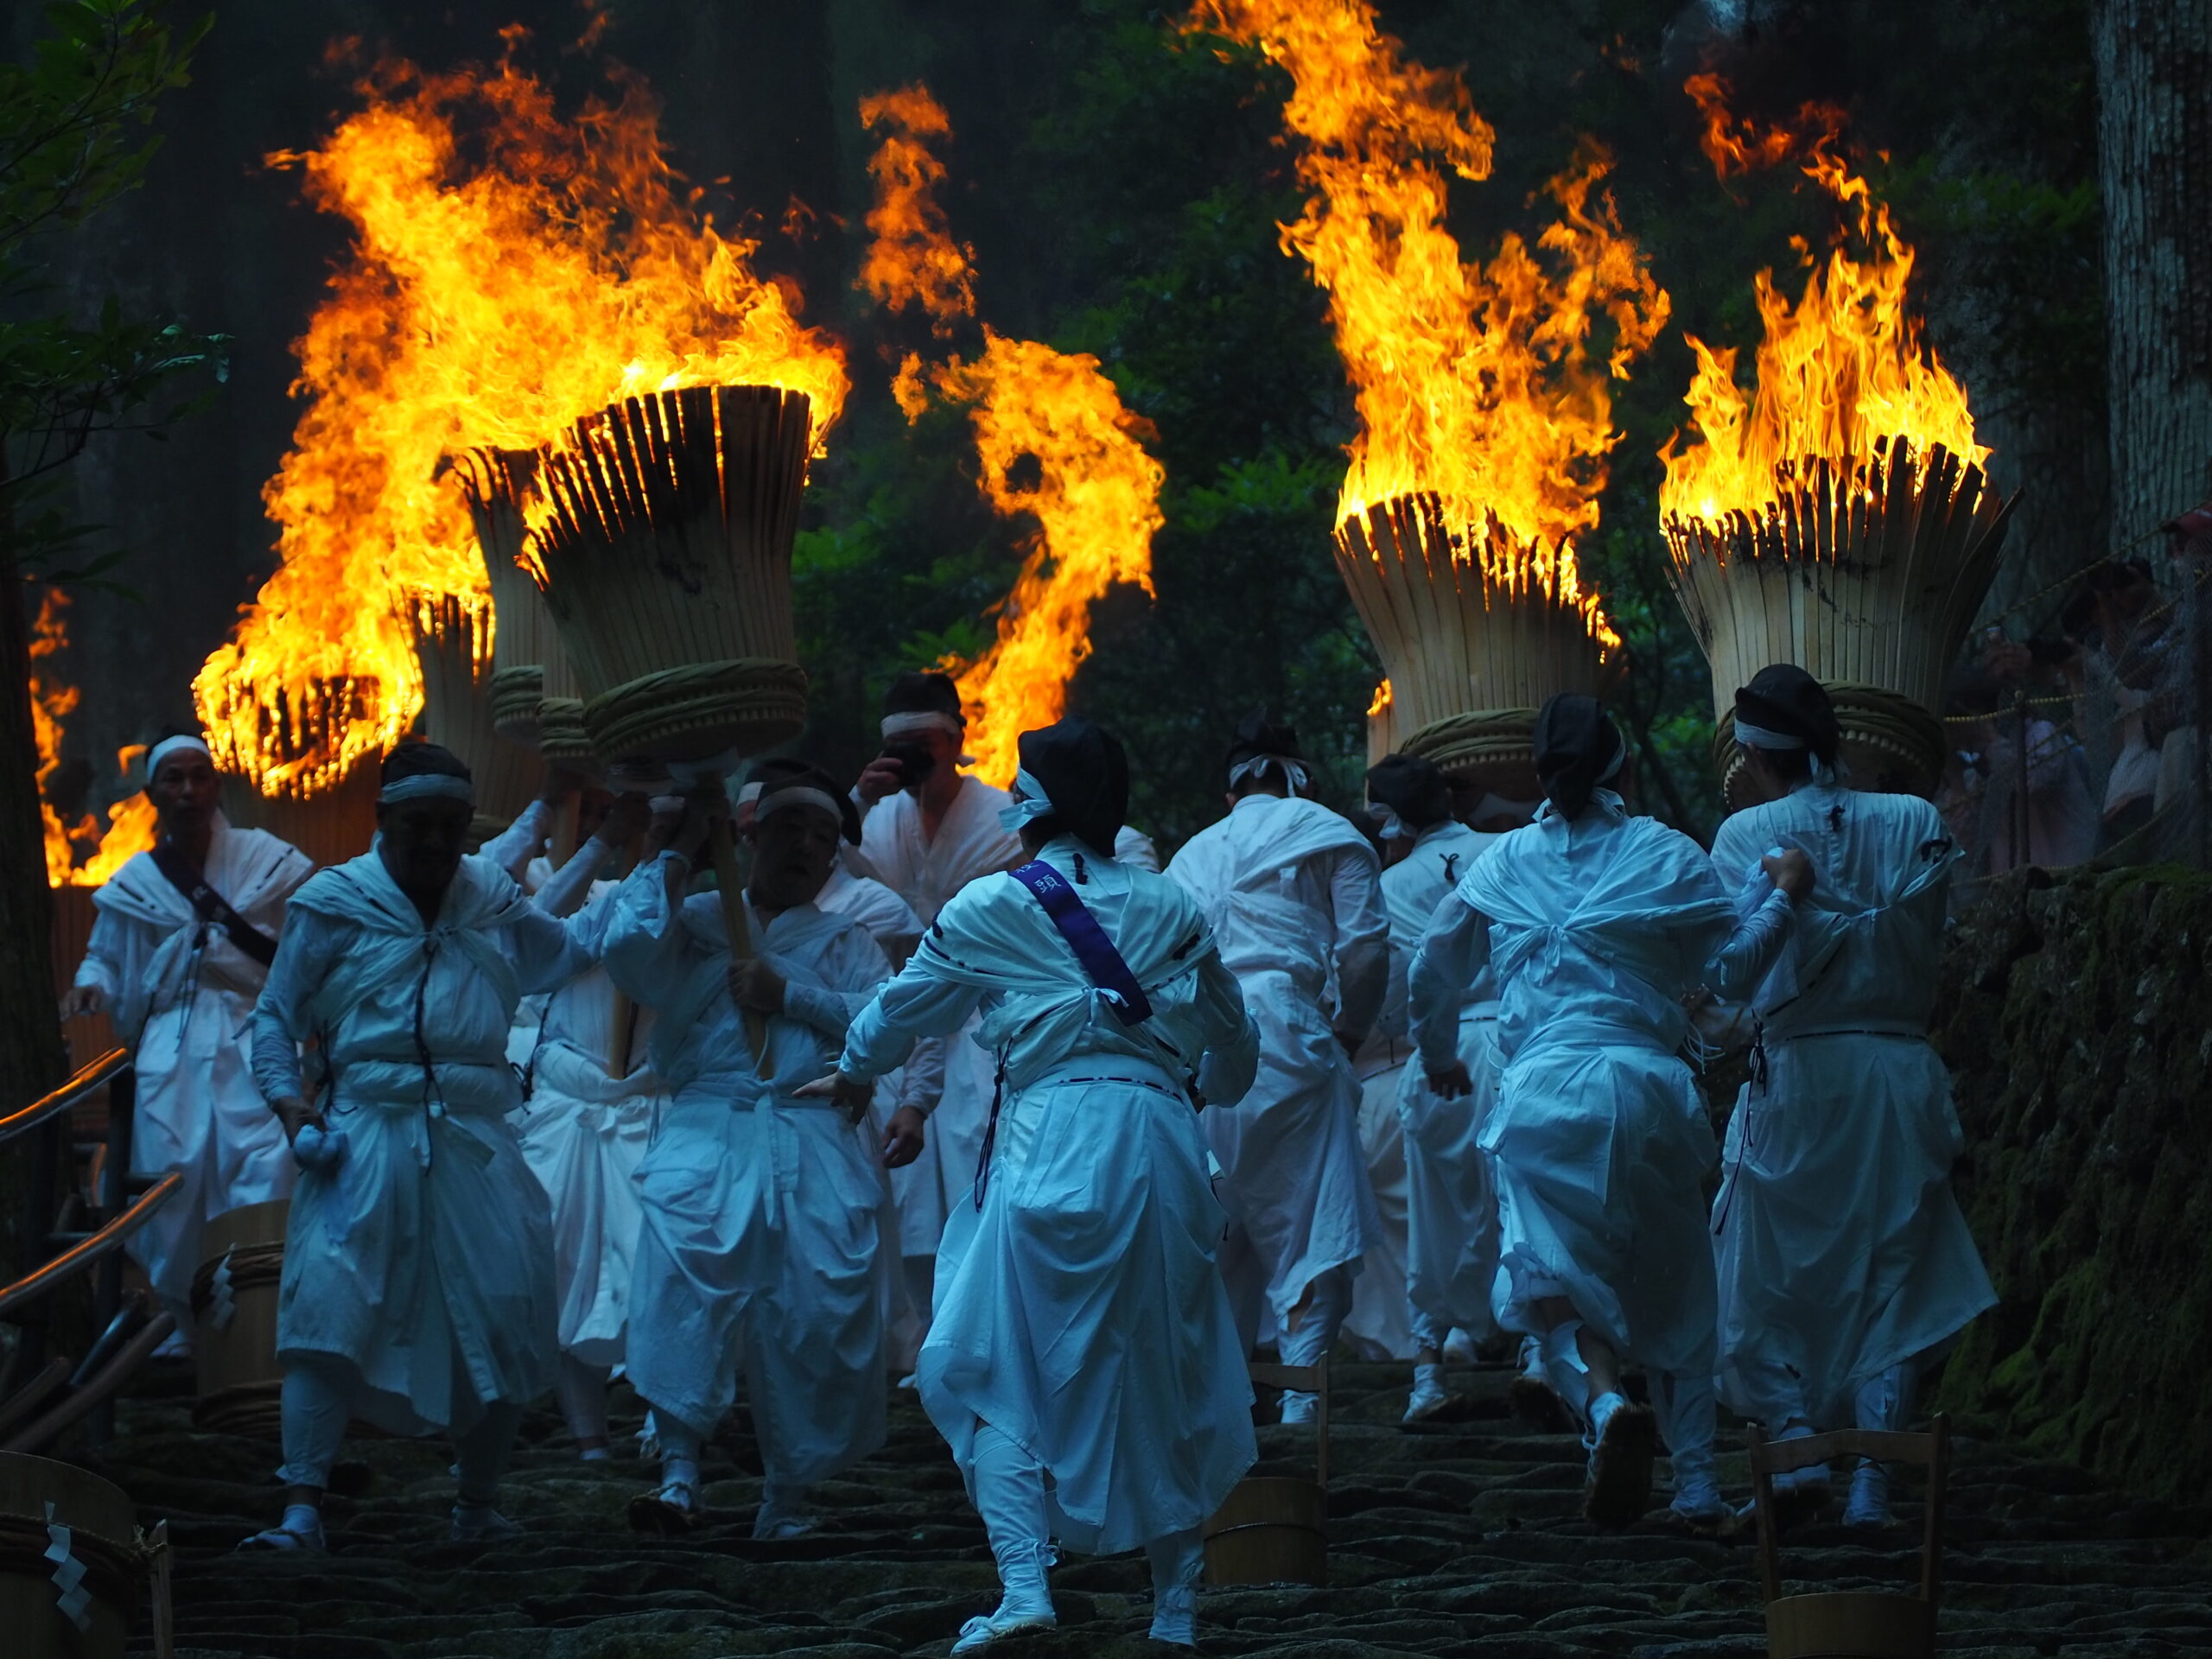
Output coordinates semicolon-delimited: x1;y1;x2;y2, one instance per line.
1408;893;1491;1075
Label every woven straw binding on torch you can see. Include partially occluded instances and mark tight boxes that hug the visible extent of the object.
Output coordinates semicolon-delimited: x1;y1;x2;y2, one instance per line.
537;698;594;764
489;664;544;740
583;658;810;766
1402;708;1543;798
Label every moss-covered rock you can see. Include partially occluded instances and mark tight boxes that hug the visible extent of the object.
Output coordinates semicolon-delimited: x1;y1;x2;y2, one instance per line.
1932;865;2212;1504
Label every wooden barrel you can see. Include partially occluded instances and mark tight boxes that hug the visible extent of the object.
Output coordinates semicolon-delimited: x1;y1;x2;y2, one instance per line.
0;1452;143;1659
1202;1476;1326;1587
190;1199;289;1438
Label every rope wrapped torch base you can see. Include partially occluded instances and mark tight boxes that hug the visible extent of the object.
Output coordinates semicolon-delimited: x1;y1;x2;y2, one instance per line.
1715;680;1949;810
490;666;544;746
582;658;810;767
537;698;595;767
1402;708;1543;807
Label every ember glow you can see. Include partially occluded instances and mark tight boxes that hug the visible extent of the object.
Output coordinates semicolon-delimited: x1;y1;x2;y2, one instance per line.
32;589;158;887
195;45;850;795
861;86;1164;786
1188;0;1669;649
1661;74;1987;534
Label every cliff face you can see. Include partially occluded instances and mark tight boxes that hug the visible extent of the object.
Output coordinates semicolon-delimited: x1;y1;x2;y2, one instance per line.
1934;865;2212;1504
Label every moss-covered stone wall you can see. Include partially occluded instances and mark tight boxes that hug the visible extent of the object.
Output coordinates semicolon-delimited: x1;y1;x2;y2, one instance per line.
1933;865;2212;1503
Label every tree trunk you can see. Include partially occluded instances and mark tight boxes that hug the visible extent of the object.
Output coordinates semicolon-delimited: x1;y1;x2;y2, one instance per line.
0;549;71;1287
2094;0;2212;549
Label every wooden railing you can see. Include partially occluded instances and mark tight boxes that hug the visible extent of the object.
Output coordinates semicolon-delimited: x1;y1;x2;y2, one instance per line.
0;1046;173;1452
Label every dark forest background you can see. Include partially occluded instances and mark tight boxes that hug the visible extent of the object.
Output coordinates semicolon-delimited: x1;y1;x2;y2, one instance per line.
5;0;2135;851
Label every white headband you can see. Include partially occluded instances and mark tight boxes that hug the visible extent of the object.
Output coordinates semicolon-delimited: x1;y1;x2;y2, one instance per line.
755;785;844;830
378;772;475;804
1733;719;1806;752
1230;753;1310;795
881;710;963;739
1599;738;1628;784
736;781;765;806
146;734;211;779
998;766;1058;833
1365;801;1410;841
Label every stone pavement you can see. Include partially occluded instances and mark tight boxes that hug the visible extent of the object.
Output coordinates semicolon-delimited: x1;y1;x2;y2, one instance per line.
93;1358;2212;1656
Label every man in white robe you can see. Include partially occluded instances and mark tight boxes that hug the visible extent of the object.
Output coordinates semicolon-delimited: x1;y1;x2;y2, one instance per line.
1166;711;1387;1422
810;717;1260;1652
243;743;594;1550
1411;696;1809;1533
852;671;1023;1336
65;732;314;1357
505;794;662;1459
1708;666;1997;1528
603;764;918;1540
1368;753;1507;1421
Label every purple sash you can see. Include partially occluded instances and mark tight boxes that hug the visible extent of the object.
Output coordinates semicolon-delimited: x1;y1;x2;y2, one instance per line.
1007;860;1153;1025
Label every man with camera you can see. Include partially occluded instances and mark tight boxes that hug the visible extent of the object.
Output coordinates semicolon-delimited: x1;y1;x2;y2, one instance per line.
852;671;1025;1346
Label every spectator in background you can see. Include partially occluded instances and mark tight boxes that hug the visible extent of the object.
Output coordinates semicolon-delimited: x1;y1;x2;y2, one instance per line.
1953;657;2099;874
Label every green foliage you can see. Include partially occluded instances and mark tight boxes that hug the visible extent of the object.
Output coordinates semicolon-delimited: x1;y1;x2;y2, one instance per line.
0;0;223;582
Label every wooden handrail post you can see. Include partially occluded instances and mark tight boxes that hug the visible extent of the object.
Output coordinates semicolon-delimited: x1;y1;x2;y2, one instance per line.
86;1066;137;1448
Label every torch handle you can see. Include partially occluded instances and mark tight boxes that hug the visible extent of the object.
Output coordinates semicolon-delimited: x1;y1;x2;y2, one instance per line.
707;813;769;1066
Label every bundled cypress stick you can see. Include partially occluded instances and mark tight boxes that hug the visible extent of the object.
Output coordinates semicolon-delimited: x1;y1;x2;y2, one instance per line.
407;593;537;839
454;447;563;747
1664;435;2015;806
1336;493;1617;806
530;383;821;1064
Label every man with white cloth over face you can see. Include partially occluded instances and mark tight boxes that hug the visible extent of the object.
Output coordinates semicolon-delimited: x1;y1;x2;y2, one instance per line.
852;671;1024;1335
243;742;596;1551
1369;753;1506;1421
808;717;1262;1653
1166;710;1387;1422
603;764;921;1541
1409;696;1813;1533
64;730;314;1357
1708;666;1996;1529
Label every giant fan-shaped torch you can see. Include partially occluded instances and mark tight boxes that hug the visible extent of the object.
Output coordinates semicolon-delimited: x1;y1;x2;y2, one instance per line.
1662;76;2015;806
194;50;848;798
1192;0;1669;808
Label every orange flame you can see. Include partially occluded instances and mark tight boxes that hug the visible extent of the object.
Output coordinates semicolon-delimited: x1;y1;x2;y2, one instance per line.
1187;0;1666;645
858;86;976;334
30;589;160;886
194;45;849;795
1366;677;1392;719
1660;75;1987;532
861;86;1165;786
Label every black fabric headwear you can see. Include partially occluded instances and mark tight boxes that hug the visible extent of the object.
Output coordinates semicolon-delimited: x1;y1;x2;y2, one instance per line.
747;757;862;845
882;670;964;722
1733;664;1840;766
1533;694;1624;821
1018;716;1128;855
1225;708;1303;770
1365;752;1452;831
381;741;472;785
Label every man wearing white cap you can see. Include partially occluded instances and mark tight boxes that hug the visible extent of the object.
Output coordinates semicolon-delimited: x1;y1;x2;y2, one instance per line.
605;762;918;1540
809;716;1261;1652
1710;665;1995;1529
242;741;595;1551
1166;710;1388;1423
64;728;314;1357
852;671;1023;1338
1367;753;1508;1420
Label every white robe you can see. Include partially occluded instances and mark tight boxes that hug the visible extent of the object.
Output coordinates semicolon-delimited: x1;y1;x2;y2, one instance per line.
514;864;664;1367
601;866;895;1486
251;849;589;1434
1409;792;1792;1377
1389;821;1506;1346
1709;784;1997;1427
856;779;1024;1256
1166;794;1387;1342
842;836;1262;1555
73;815;314;1322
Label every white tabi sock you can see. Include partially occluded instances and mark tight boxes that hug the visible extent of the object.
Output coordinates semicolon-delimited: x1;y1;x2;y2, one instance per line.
1844;1358;1918;1527
556;1354;612;1452
657;1417;703;1507
1648;1370;1725;1516
1404;1362;1448;1422
962;1420;1056;1643
1144;1527;1204;1647
1540;1319;1596;1428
